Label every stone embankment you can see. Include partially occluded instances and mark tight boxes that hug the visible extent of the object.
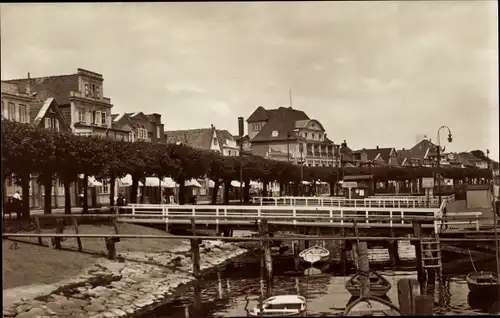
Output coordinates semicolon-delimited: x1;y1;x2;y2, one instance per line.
3;241;247;318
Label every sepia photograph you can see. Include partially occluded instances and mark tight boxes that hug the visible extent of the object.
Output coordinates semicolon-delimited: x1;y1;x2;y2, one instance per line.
1;1;499;317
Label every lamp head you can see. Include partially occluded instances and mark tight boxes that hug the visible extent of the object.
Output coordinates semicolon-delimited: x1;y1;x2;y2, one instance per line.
447;133;452;143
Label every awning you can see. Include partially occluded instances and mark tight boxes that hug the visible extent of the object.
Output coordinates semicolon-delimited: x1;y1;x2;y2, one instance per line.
88;176;102;187
185;179;202;188
118;174;144;187
144;177;169;187
231;180;245;187
162;177;179;188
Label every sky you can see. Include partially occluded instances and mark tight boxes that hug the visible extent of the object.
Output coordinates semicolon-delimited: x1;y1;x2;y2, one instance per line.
1;1;499;159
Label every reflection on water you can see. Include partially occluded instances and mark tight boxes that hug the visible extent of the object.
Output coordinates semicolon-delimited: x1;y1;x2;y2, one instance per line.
140;259;500;317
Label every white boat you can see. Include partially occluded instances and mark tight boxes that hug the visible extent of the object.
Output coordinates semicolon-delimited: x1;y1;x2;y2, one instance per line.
248;295;307;317
299;245;330;264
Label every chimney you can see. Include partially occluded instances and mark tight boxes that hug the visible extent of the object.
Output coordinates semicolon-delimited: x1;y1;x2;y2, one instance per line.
341;140;347;147
27;72;32;96
376;145;379;150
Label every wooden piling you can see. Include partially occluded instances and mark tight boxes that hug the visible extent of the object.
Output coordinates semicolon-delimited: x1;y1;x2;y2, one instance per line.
397;278;433;316
53;219;64;249
412;221;425;286
105;237;118;260
190;218;201;280
357;241;370;297
340;227;348;275
261;220;273;297
71;216;83;252
414;295;434;316
293;240;300;271
303;227;309;249
33;215;43;246
389;228;400;266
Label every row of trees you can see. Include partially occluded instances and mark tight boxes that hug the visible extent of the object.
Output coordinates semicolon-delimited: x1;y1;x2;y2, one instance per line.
2;121;492;219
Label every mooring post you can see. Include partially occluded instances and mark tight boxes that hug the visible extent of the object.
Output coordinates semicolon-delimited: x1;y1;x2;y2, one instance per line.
412;221;425;287
105;237;118;260
293;240;300;271
33;215;43;246
262;220;273;297
397;278;433;316
258;221;266;300
358;241;370;297
190;218;201;280
303;227;309;249
340;227;348;275
71;216;83;252
53;218;64;249
352;220;360;269
389;227;400;266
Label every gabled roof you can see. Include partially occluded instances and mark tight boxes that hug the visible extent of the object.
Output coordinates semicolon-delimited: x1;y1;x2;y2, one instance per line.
126;112;152;123
340;145;354;162
165;128;215;150
6;74;79;105
250;106;310;142
216;129;236;149
29;97;70;130
355;147;395;164
409;139;437;160
247;106;269;122
396;149;411;165
111;112;137;130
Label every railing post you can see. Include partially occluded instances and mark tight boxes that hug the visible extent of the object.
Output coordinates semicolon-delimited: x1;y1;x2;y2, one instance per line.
305;198;308;206
390;211;393;227
215;208;220;234
398;201;401;208
329;209;333;224
365;210;369;224
476;214;480;232
293;208;297;226
257;207;261;224
401;211;405;224
274;198;277;206
340;210;344;226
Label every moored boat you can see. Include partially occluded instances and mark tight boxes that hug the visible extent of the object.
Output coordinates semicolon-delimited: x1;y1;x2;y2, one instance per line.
466;271;500;294
345;270;392;297
299;245;330;264
248;295;307;317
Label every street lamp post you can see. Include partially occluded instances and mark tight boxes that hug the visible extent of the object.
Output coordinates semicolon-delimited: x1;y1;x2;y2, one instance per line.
299;142;304;196
436;126;453;207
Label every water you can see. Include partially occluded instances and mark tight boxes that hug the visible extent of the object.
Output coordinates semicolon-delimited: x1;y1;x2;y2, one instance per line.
140;256;500;317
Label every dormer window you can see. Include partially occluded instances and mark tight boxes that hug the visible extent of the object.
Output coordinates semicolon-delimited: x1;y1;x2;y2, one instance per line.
271;130;279;137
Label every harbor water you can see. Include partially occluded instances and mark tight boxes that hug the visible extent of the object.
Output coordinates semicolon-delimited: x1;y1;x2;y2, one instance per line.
139;244;500;317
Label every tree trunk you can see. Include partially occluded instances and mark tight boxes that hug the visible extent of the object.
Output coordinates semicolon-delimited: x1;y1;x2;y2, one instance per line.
329;181;335;196
312;181;317;196
211;179;220;205
262;182;268;197
21;172;30;220
243;178;250;203
279;182;284;196
223;179;230;204
43;177;52;214
140;181;145;204
131;177;139;204
178;176;186;205
83;173;89;213
64;179;71;214
109;174;116;206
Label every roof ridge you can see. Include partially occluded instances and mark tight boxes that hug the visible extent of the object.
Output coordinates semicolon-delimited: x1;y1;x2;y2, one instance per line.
5;73;77;82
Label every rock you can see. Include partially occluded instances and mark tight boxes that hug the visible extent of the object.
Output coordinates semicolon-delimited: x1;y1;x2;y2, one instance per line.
111;308;127;317
16;304;33;314
102;312;116;318
122;306;135;314
16;307;46;318
83;303;107;313
3;308;17;317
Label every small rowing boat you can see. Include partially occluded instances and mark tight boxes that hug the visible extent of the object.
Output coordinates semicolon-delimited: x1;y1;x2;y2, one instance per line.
466;271;500;294
345;270;392;297
299;245;330;264
248;295;307;317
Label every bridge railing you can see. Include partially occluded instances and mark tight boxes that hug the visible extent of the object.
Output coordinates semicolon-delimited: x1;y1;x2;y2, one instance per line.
370;194;455;202
118;205;482;233
121;204;444;229
250;196;441;208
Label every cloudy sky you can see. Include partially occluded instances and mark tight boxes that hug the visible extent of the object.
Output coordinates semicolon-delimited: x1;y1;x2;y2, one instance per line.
1;2;498;158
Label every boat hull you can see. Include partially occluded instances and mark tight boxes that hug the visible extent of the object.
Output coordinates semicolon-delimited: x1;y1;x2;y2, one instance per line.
466;271;500;295
345;271;392;298
248;310;306;317
299;245;330;265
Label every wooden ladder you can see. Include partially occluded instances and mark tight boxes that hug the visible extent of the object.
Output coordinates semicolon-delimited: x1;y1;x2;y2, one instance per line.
420;234;443;277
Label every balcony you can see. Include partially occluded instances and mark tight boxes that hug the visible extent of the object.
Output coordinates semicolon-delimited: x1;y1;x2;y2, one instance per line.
69;91;112;105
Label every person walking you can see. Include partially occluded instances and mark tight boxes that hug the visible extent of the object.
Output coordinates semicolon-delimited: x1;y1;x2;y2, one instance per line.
116;192;126;214
12;191;22;219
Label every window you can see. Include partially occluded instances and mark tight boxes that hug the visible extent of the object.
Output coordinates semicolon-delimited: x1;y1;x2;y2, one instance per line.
55;119;60;131
137;128;147;140
8;102;15;121
19;104;27;123
98;179;109;194
304;132;308;138
45;118;51;129
95;111;101;126
95;86;100;99
84;84;89;97
87;110;92;124
78;109;86;123
91;84;96;97
101;112;107;126
129;131;135;142
252;124;261;131
271;130;279;137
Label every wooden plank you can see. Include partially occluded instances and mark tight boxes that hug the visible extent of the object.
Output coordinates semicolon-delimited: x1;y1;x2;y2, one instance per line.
33;215;43;246
357;241;370;297
71;216;83;252
397;278;421;316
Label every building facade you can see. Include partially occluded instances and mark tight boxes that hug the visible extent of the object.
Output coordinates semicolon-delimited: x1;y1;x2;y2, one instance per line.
246;106;339;167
